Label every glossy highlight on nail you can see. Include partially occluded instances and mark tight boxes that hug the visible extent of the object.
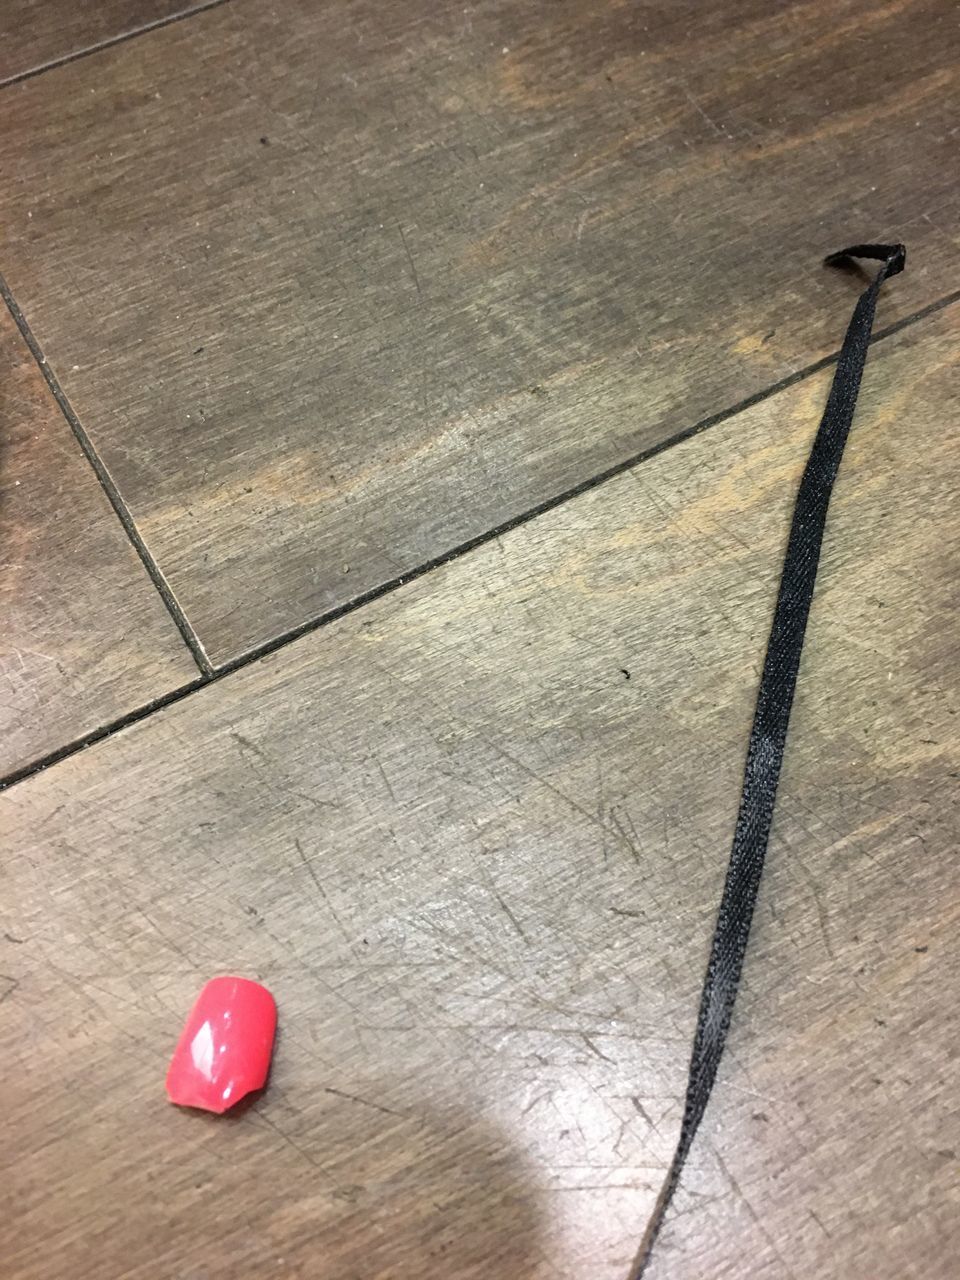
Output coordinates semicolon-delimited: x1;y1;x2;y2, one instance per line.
166;976;276;1114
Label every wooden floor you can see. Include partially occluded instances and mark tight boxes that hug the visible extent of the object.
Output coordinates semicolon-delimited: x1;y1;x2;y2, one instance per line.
1;2;958;1277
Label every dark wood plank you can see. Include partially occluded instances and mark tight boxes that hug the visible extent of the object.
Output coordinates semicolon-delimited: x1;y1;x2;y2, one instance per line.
0;1;212;85
0;303;199;775
1;305;956;1279
1;0;957;665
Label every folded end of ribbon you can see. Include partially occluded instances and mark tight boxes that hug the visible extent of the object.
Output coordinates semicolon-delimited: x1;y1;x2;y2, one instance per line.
825;242;906;278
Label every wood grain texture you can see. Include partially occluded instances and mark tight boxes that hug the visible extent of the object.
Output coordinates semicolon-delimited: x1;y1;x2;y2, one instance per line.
0;0;214;85
0;303;198;775
0;0;957;663
2;305;957;1279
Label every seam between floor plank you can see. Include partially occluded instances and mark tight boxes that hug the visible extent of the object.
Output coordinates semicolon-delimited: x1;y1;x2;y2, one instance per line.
0;274;215;676
2;285;958;794
0;0;234;91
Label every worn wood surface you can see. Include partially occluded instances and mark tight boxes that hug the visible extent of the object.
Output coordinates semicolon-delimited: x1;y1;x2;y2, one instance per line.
0;0;957;663
2;306;957;1279
0;0;207;85
0;303;198;775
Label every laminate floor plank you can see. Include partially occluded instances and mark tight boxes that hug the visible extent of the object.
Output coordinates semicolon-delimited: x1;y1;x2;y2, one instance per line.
2;305;956;1279
0;0;216;85
1;0;957;662
0;303;200;775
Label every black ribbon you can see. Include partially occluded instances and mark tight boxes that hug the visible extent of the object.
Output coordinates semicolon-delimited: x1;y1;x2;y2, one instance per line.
631;244;906;1277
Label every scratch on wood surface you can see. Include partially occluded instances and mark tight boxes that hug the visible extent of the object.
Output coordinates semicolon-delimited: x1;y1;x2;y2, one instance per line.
630;1096;658;1131
135;907;200;971
484;738;638;863
232;730;339;811
521;1089;553;1117
679;83;726;137
609;806;642;866
230;729;272;769
809;1207;832;1238
324;1085;405;1118
724;1080;780;1106
714;1147;802;1280
253;1111;323;1170
547;1182;657;1193
287;786;341;813
294;837;351;944
397;223;422;298
596;755;607;863
790;848;836;961
581;1033;615;1063
484;869;531;945
371;753;399;806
